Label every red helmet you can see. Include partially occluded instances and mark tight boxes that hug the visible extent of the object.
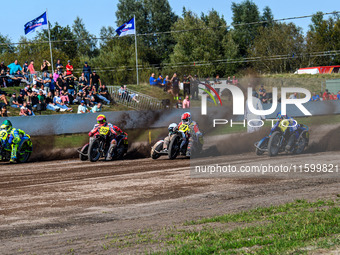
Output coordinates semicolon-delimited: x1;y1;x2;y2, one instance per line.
181;112;191;124
97;114;106;125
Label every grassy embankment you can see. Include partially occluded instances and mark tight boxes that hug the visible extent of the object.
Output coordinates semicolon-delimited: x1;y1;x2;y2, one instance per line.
95;198;340;254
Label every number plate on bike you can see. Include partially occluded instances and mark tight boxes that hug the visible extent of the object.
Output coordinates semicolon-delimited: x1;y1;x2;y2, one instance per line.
99;127;110;135
179;124;189;132
0;130;8;141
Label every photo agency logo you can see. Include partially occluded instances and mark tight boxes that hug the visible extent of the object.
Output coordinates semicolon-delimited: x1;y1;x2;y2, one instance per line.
200;86;312;128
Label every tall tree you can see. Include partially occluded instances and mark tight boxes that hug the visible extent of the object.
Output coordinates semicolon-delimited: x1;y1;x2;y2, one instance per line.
306;12;340;66
72;17;98;58
231;0;261;57
248;22;305;73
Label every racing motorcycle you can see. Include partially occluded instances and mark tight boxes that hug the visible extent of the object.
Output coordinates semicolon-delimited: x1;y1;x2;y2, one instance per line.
78;126;128;162
254;119;309;157
167;123;203;160
0;130;33;163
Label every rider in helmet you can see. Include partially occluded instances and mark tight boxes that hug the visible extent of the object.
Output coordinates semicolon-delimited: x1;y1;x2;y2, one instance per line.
275;112;300;152
178;112;202;157
162;123;178;152
0;120;27;162
88;114;124;160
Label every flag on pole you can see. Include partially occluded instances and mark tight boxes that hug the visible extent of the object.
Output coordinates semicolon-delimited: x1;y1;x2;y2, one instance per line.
24;12;48;35
116;17;136;36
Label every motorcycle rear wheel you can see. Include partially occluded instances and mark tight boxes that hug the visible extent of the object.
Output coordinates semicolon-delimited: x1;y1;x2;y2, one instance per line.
16;140;32;163
151;142;163;160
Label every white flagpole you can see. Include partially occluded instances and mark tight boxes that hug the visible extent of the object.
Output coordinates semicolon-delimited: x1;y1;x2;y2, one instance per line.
134;15;139;85
46;9;54;74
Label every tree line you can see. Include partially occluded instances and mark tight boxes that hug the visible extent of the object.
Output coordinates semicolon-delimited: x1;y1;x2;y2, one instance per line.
0;0;339;85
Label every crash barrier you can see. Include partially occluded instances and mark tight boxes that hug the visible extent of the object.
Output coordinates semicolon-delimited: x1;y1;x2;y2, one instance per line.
4;100;339;136
107;86;165;110
6;108;187;136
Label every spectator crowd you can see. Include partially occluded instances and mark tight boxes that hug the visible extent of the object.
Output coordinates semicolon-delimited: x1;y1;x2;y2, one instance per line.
0;59;114;116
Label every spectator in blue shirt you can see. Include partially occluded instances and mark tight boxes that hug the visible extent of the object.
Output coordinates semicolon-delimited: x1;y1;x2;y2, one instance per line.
156;74;163;87
149;73;157;86
82;61;92;85
312;92;320;101
7;60;22;75
337;91;340;100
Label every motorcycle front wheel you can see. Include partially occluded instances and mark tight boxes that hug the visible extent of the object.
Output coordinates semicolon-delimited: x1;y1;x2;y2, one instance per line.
168;134;181;160
88;139;101;162
268;131;281;157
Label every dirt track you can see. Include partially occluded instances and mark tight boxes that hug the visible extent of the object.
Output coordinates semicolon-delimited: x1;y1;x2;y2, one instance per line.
0;149;339;254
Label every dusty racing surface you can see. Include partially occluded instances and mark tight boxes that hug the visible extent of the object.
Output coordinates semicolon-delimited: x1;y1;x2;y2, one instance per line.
0;148;339;254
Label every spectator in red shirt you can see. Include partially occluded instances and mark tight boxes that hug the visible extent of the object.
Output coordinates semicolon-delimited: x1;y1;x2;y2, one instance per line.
66;60;73;76
330;93;337;100
322;89;329;101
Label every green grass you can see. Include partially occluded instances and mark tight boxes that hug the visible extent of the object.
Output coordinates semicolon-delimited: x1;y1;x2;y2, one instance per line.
97;198;340;254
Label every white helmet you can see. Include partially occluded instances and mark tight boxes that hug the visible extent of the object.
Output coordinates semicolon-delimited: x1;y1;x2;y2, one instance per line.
168;123;177;133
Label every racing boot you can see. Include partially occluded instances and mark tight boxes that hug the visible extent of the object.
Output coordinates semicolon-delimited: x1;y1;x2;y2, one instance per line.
10;144;18;163
106;143;116;161
285;134;295;152
10;157;17;163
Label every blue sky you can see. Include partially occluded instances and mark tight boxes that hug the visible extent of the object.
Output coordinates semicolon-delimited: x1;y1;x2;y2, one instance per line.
1;0;339;43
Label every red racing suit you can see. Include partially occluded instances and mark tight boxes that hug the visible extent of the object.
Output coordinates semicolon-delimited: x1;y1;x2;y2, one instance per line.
88;122;123;146
178;120;202;155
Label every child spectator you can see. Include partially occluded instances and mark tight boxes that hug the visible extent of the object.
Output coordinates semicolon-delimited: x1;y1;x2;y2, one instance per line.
1;105;8;117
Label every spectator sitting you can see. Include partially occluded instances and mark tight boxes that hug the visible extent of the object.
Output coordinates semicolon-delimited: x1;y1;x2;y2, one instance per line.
149;73;157;86
96;85;110;105
163;75;171;92
26;101;35;116
12;70;30;86
31;84;40;94
258;85;266;97
0;61;7;73
232;75;238;85
156;74;163;87
182;95;190;109
5;70;14;87
118;85;127;100
1;105;8;117
0;70;7;87
337;91;340;100
30;91;40;108
78;72;88;92
289;92;297;99
17;93;25;106
45;91;60;112
227;76;232;84
91;102;102;113
77;100;89;114
32;75;43;88
176;97;182;108
60;90;70;105
19;102;33;116
124;85;139;103
214;74;222;84
8;59;22;75
330;92;337;100
9;93;20;108
312;92;320;101
53;90;72;112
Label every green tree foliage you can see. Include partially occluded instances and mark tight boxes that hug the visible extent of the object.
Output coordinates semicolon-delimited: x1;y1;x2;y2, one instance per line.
170;10;228;77
231;0;261;57
72;17;98;58
306;12;340;66
248;22;305;73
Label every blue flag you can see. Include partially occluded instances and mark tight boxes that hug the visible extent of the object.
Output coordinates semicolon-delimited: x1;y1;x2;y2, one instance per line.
116;17;136;37
24;12;48;35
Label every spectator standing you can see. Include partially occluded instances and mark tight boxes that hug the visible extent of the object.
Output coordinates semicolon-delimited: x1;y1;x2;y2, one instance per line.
77;100;89;114
0;61;7;73
65;73;77;97
90;70;101;92
41;60;50;73
227;76;232;84
258;85;266;97
53;69;59;82
260;92;269;104
22;61;29;81
28;60;35;75
289;92;297;99
55;59;64;75
149;73;157;86
337;91;340;100
163;75;171;92
182;95;190;109
191;75;199;100
42;72;51;93
8;60;22;75
66;60;73;76
170;73;180;100
0;70;7;87
183;75;190;97
176;97;182;108
82;62;91;85
312;92;320;101
214;74;222;102
49;73;56;96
